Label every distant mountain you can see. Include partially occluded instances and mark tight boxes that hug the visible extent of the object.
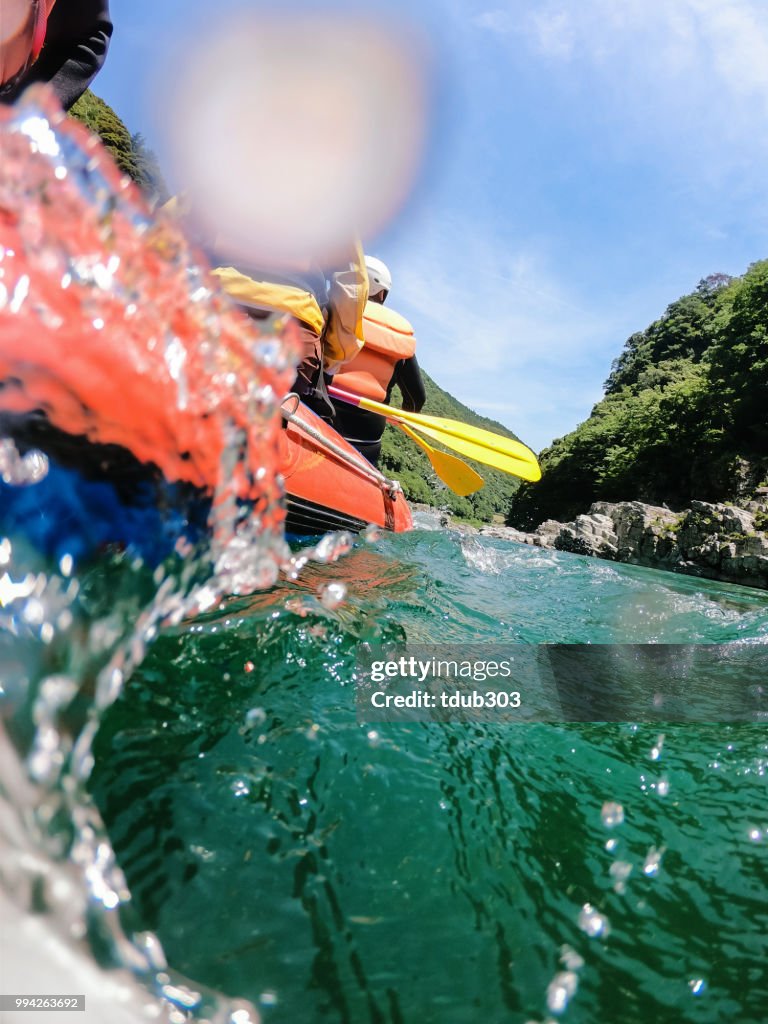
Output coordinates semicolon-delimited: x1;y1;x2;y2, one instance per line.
508;265;768;529
379;371;522;524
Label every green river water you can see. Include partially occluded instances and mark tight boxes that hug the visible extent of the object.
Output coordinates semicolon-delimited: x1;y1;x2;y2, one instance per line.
89;518;768;1024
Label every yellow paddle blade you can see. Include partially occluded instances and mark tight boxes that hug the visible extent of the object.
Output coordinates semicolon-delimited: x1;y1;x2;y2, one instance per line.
406;420;542;482
328;386;540;475
398;409;538;466
398;423;485;496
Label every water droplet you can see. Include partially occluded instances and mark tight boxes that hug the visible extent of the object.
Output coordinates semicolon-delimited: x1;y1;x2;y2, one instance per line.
688;978;706;996
313;531;354;564
9;273;30;312
657;776;670;797
244;661;255;673
578;903;610;938
609;860;633;893
231;779;250;797
319;581;346;609
643;845;664;876
601;801;624;828
259;991;278;1007
559;945;584;971
748;828;763;842
546;971;578;1015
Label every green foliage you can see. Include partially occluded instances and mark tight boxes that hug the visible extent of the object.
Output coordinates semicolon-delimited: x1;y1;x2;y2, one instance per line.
69;92;166;198
509;262;768;529
130;132;169;202
69;90;137;178
379;371;522;522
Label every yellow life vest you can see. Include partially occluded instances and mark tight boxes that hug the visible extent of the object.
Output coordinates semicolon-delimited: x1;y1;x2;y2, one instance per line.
211;266;326;336
333;301;416;403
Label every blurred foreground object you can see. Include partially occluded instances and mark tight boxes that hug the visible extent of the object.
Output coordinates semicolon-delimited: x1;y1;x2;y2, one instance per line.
0;87;292;583
0;0;112;109
162;9;431;267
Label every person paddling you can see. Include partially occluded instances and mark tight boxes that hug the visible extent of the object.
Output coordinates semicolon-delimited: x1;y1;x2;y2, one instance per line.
212;243;368;421
331;256;426;467
0;0;112;109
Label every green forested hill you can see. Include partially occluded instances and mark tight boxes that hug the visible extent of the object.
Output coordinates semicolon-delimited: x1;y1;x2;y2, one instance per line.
379;371;522;523
508;264;768;529
69;91;167;200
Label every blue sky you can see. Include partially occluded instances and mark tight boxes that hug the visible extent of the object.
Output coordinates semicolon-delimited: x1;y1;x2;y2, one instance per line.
97;1;768;452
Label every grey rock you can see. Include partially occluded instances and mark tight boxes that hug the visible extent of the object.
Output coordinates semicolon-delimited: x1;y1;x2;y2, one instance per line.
499;499;768;590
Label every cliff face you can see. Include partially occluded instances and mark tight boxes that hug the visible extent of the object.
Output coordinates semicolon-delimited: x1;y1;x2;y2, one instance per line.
484;499;768;590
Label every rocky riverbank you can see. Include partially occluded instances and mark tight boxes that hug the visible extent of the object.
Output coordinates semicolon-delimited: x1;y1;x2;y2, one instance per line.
472;500;768;590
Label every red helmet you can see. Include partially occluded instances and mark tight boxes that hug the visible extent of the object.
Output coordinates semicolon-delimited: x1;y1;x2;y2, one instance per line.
1;0;55;91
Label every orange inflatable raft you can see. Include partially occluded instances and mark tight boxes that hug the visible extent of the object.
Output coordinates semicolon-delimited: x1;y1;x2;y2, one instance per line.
279;400;412;536
0;90;411;570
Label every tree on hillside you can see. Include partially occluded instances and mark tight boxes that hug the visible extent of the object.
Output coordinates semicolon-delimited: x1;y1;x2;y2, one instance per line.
706;259;768;450
508;262;768;529
69;90;138;179
131;132;169;202
379;370;522;523
69;92;167;201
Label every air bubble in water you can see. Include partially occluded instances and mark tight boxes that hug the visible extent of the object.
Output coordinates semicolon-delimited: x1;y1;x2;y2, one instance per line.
245;707;266;728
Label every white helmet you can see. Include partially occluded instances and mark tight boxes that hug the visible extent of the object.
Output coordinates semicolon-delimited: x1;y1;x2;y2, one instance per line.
365;255;392;301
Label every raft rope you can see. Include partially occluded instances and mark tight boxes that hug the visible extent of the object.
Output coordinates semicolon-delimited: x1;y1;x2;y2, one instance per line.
280;395;402;500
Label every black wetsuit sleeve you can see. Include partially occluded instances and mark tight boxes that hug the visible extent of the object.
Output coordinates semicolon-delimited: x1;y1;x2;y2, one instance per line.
389;355;426;413
20;0;113;110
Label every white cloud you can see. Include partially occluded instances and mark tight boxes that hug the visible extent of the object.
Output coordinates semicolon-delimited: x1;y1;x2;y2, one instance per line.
468;1;768;224
515;0;768;112
472;9;515;34
388;217;626;450
528;9;575;58
380;0;768;451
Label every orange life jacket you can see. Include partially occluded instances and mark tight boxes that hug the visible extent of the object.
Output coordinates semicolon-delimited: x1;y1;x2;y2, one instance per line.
333;301;416;402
